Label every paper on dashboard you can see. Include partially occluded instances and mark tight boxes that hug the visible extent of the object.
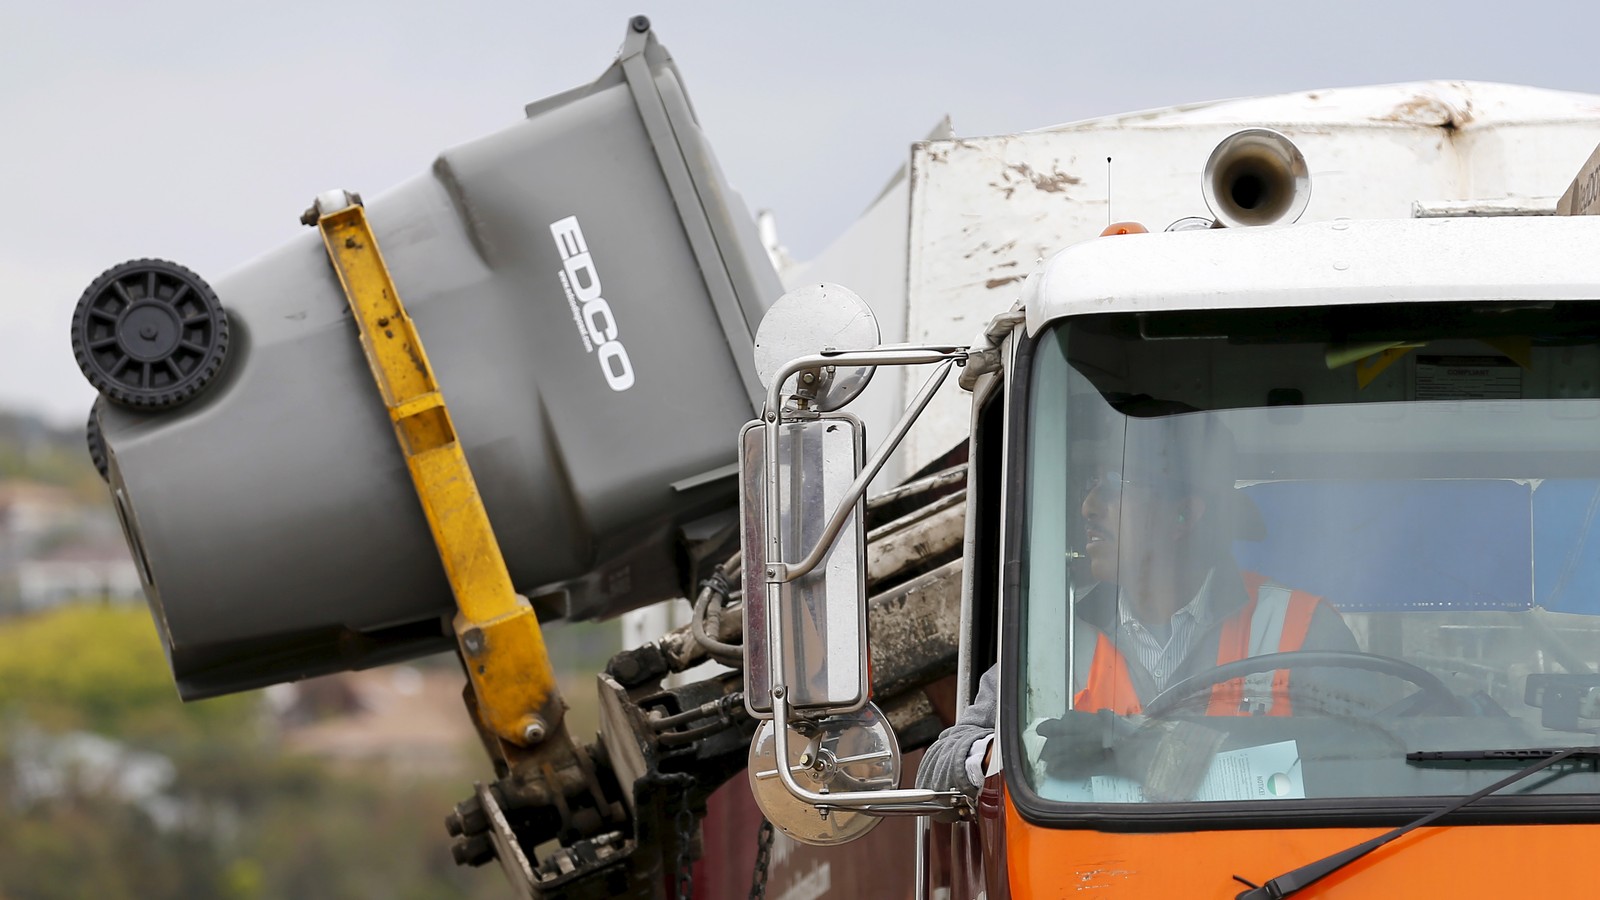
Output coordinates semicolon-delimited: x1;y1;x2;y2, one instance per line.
1043;740;1304;803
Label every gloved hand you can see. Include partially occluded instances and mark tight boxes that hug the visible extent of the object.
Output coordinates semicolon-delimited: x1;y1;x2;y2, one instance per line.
1036;709;1126;779
1037;711;1226;800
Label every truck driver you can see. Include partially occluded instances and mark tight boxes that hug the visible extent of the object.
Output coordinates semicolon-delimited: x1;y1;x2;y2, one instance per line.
916;398;1360;796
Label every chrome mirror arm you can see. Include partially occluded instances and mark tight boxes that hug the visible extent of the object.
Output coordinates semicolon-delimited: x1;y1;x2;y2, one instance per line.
760;346;967;587
762;344;969;417
765;357;958;586
768;687;969;813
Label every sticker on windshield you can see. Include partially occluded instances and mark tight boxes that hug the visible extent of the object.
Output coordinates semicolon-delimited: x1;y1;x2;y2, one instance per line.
1044;740;1305;803
1415;355;1520;401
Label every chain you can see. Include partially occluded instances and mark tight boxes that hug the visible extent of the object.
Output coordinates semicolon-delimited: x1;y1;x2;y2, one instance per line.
748;818;775;900
673;785;695;900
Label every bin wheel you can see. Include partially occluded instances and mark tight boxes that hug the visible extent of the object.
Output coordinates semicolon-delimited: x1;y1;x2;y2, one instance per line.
71;259;229;410
86;404;109;483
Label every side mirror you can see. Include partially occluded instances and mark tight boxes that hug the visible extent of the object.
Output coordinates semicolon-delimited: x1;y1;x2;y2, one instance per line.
739;414;868;717
739;282;973;842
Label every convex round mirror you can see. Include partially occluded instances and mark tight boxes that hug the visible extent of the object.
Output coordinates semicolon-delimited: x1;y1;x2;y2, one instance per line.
747;701;900;846
753;283;879;412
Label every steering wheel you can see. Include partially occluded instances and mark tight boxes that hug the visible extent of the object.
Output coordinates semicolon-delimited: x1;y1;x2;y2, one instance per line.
1142;651;1467;718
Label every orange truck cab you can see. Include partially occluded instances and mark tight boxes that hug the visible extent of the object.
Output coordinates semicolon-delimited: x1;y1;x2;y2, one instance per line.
738;127;1600;898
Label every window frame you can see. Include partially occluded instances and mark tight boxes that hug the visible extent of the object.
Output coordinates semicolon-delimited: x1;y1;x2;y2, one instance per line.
1000;315;1600;832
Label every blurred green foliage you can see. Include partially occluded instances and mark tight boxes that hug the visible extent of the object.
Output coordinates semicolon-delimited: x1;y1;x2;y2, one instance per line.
0;412;105;503
0;605;251;736
0;605;508;900
0;413;627;899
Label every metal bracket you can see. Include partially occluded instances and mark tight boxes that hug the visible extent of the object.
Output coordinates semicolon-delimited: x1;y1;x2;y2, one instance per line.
309;194;564;748
769;688;968;815
761;346;968;587
959;305;1025;391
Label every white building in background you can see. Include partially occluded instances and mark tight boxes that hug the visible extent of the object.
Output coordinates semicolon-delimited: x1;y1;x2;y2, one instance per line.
0;481;82;546
15;538;144;611
0;480;142;613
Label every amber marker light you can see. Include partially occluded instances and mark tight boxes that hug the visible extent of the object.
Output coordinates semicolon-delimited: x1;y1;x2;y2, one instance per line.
1100;222;1149;236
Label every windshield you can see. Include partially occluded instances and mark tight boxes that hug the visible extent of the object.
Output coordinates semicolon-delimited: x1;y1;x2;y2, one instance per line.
1015;302;1600;811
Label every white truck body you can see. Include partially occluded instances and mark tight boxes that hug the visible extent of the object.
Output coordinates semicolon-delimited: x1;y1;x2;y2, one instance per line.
780;80;1600;478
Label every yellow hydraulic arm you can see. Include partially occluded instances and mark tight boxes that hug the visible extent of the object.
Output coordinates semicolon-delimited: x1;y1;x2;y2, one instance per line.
306;190;564;748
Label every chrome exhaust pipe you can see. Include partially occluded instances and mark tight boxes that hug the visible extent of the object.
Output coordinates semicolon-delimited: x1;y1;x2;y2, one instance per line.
1202;128;1311;227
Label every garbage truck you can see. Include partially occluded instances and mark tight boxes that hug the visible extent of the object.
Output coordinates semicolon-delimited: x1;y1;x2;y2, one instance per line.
69;16;1600;899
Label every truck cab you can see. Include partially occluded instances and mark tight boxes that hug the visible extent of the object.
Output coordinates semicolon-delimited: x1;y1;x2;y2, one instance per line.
985;213;1600;897
745;145;1600;897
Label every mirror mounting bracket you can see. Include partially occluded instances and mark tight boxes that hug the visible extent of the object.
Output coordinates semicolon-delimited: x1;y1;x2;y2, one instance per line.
768;687;969;814
762;346;969;587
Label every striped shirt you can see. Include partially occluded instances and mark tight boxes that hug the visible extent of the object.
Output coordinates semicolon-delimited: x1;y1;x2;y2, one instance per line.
1113;569;1219;692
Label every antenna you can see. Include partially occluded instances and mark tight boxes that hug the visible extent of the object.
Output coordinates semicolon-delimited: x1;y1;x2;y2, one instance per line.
1106;157;1113;226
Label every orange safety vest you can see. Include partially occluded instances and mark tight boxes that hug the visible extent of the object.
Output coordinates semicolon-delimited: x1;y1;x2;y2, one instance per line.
1072;573;1324;716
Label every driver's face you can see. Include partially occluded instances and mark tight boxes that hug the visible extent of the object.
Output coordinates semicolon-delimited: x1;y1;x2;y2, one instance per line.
1081;472;1179;586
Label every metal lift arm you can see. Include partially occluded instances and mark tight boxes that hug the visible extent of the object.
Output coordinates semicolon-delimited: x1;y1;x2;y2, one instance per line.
309;190;564;747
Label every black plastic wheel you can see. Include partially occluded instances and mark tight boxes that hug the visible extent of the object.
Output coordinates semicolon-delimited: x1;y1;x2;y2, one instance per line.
85;403;109;483
71;259;229;410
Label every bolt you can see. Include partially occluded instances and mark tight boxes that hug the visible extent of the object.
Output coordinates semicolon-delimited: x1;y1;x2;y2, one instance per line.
611;655;640;682
451;833;496;867
138;325;157;340
448;797;487;836
462;628;485;655
630;14;651;32
376;316;389;327
801;372;816;384
523;719;547;744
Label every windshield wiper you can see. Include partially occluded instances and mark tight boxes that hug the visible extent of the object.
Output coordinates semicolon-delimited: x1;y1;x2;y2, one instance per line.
1232;746;1600;899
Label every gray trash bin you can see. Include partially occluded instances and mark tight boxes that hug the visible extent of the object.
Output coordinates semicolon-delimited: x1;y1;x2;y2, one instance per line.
87;20;781;699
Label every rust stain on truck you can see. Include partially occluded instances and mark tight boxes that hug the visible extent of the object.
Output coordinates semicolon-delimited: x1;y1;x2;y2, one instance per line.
1010;161;1082;194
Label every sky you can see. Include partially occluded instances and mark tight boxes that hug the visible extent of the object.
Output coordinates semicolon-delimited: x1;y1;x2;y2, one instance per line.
4;0;1599;427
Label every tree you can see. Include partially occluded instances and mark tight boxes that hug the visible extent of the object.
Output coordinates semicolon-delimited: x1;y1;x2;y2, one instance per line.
0;605;506;899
